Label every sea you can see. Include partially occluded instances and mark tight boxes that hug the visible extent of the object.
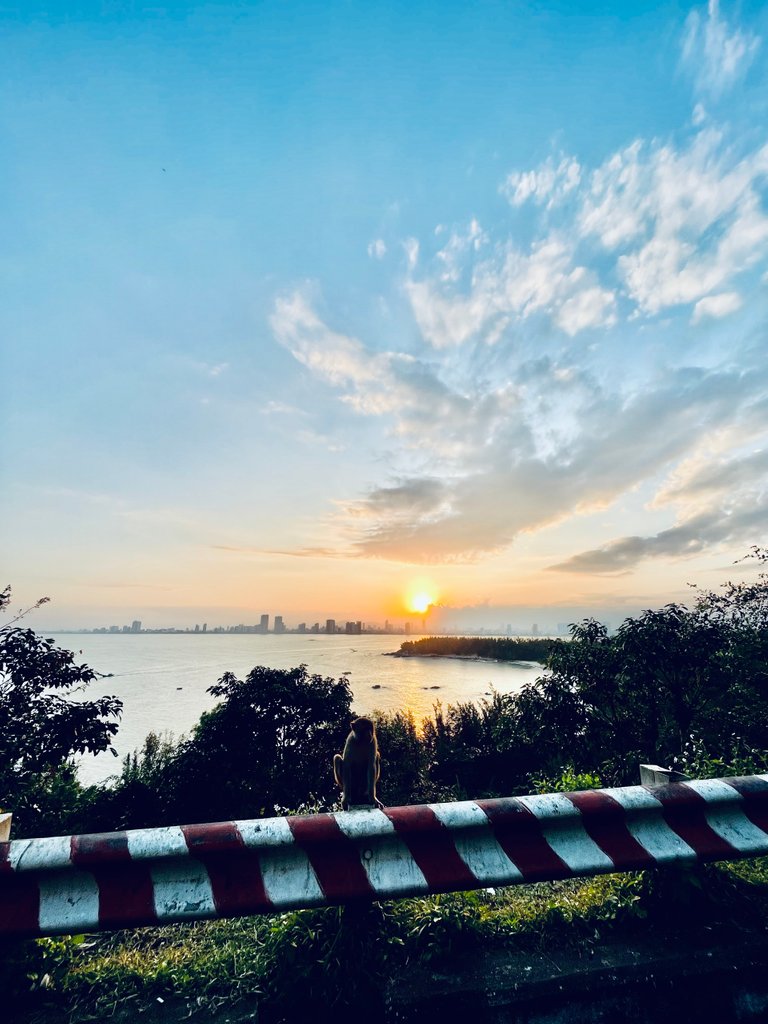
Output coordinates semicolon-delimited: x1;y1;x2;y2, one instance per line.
50;633;543;787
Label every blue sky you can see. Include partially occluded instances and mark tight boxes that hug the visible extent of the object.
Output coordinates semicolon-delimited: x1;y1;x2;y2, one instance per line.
2;0;768;628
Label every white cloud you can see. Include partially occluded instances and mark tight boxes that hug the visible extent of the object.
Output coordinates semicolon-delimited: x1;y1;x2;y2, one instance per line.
403;237;419;270
501;156;582;209
367;238;387;259
404;120;768;344
578;130;768;314
555;286;616;336
271;291;768;563
682;0;761;97
406;234;613;347
692;290;743;322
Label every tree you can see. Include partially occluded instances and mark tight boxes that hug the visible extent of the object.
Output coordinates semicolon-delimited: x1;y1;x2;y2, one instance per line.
0;587;122;836
513;552;768;783
82;663;356;830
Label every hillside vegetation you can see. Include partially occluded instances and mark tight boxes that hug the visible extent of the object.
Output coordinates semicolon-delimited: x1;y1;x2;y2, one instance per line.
391;635;554;661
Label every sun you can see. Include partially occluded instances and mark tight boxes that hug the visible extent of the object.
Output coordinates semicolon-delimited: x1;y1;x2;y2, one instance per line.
408;592;434;615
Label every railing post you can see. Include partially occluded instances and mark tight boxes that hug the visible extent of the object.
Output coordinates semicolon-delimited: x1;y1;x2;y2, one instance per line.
639;764;690;785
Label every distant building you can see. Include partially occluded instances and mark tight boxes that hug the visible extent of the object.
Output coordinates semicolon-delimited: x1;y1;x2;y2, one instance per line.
297;622;306;633
202;623;207;633
326;619;336;634
194;624;200;633
274;615;286;634
405;622;411;635
260;614;269;634
131;620;142;633
532;623;539;635
311;622;320;633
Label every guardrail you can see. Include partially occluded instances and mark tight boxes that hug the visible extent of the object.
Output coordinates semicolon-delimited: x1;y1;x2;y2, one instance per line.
2;774;768;939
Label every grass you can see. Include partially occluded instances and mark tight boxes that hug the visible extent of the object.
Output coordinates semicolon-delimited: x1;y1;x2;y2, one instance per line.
7;857;768;1022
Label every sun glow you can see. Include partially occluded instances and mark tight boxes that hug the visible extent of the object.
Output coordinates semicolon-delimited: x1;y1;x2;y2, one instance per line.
407;591;435;615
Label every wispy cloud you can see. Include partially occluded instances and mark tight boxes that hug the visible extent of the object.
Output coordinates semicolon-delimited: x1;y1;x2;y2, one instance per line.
549;502;768;575
266;13;768;572
681;0;760;97
692;291;743;322
501;156;581;209
271;288;768;564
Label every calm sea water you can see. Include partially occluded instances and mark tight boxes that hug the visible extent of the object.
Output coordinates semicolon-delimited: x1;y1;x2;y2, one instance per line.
51;633;543;786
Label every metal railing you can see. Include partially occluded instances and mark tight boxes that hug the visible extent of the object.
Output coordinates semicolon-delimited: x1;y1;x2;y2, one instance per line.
2;774;767;938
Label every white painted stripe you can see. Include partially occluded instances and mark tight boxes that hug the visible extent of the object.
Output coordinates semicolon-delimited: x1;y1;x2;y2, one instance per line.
38;871;100;933
127;826;188;860
237;818;324;908
7;835;72;873
335;809;428;896
150;860;217;921
333;807;393;839
685;779;768;854
431;801;523;885
258;847;326;908
517;794;614;873
236;817;298;848
601;786;697;863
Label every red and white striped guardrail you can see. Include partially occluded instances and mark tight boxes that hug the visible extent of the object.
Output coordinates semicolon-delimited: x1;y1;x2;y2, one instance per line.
2;774;767;938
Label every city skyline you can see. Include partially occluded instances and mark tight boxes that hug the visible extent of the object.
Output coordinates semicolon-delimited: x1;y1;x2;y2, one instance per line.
3;1;768;628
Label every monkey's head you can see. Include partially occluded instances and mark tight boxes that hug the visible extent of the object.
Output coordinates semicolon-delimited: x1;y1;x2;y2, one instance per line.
350;716;375;740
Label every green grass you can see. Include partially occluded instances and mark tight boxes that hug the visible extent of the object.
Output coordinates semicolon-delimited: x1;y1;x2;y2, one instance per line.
8;858;768;1022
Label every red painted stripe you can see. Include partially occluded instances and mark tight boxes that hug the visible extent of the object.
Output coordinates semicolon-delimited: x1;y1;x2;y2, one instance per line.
476;798;571;881
288;815;373;902
384;805;477;893
649;783;737;859
71;833;156;929
182;823;271;916
0;842;40;936
568;790;656;869
71;832;131;866
724;776;768;835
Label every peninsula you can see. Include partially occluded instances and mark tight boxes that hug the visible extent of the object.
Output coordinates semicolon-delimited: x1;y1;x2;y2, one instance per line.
387;635;555;662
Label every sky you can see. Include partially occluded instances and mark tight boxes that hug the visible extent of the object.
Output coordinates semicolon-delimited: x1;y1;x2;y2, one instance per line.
2;0;768;630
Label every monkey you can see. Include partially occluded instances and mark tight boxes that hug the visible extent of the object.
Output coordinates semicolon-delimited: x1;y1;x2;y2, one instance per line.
333;716;383;810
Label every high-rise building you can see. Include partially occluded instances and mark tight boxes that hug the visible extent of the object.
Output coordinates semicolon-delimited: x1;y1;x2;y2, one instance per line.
274;615;285;633
297;622;306;633
326;619;336;634
260;614;269;634
405;622;411;635
131;620;142;633
202;623;207;633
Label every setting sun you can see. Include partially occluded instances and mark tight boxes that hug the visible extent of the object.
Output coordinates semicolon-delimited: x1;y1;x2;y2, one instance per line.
408;592;435;615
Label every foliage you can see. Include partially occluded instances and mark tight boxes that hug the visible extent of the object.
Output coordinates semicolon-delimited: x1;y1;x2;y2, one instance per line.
82;664;354;831
512;553;768;784
375;709;433;805
531;766;603;794
672;735;768;780
395;635;554;662
0;587;122;837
